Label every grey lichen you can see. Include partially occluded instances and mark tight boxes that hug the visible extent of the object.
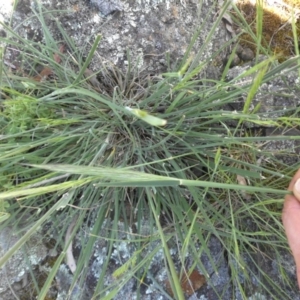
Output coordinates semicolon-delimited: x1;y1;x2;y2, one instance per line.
89;0;123;16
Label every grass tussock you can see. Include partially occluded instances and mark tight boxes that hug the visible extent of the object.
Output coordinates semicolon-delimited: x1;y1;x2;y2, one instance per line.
0;1;300;299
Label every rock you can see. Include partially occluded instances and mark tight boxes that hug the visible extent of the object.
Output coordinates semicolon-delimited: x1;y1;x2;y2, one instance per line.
263;127;300;165
226;58;300;119
225;57;300;164
89;0;123;16
238;47;254;62
50;220;300;299
1;0;231;79
0;227;48;300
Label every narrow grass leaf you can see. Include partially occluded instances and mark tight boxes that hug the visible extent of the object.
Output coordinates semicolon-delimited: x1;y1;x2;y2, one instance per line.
243;64;268;114
26;164;291;194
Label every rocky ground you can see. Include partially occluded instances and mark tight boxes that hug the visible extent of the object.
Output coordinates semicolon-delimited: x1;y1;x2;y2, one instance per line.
1;0;300;299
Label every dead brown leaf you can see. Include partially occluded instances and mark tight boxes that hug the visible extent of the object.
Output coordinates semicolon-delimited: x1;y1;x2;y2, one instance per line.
237;174;251;200
33;44;65;82
33;67;53;82
165;269;206;296
237;174;247;186
84;68;102;91
53;44;65;64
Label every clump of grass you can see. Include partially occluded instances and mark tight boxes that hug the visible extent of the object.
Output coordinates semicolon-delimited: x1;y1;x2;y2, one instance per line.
1;1;300;299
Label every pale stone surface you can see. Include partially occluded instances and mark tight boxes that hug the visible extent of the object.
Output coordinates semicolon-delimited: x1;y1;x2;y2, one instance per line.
2;0;231;79
0;227;48;300
225;56;300;118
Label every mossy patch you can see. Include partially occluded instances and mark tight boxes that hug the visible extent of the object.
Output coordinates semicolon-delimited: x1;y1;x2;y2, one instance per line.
232;0;300;61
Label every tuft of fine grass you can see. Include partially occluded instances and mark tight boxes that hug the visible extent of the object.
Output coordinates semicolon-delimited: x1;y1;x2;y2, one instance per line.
1;2;300;299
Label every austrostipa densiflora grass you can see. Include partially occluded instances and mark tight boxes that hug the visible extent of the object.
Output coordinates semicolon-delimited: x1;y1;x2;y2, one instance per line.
1;1;300;299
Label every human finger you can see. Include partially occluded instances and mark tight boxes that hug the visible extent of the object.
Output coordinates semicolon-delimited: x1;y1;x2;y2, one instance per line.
282;193;300;289
283;169;300;289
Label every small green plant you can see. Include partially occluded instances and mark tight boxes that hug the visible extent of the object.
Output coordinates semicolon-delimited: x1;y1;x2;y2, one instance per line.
1;90;54;135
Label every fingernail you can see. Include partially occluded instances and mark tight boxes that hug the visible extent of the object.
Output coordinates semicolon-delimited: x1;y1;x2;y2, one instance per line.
295;178;300;193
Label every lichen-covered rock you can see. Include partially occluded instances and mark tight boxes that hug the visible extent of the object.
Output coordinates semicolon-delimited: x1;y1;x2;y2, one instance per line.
0;227;48;300
226;58;300;119
226;58;300;164
1;0;231;79
89;0;123;16
54;219;300;299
